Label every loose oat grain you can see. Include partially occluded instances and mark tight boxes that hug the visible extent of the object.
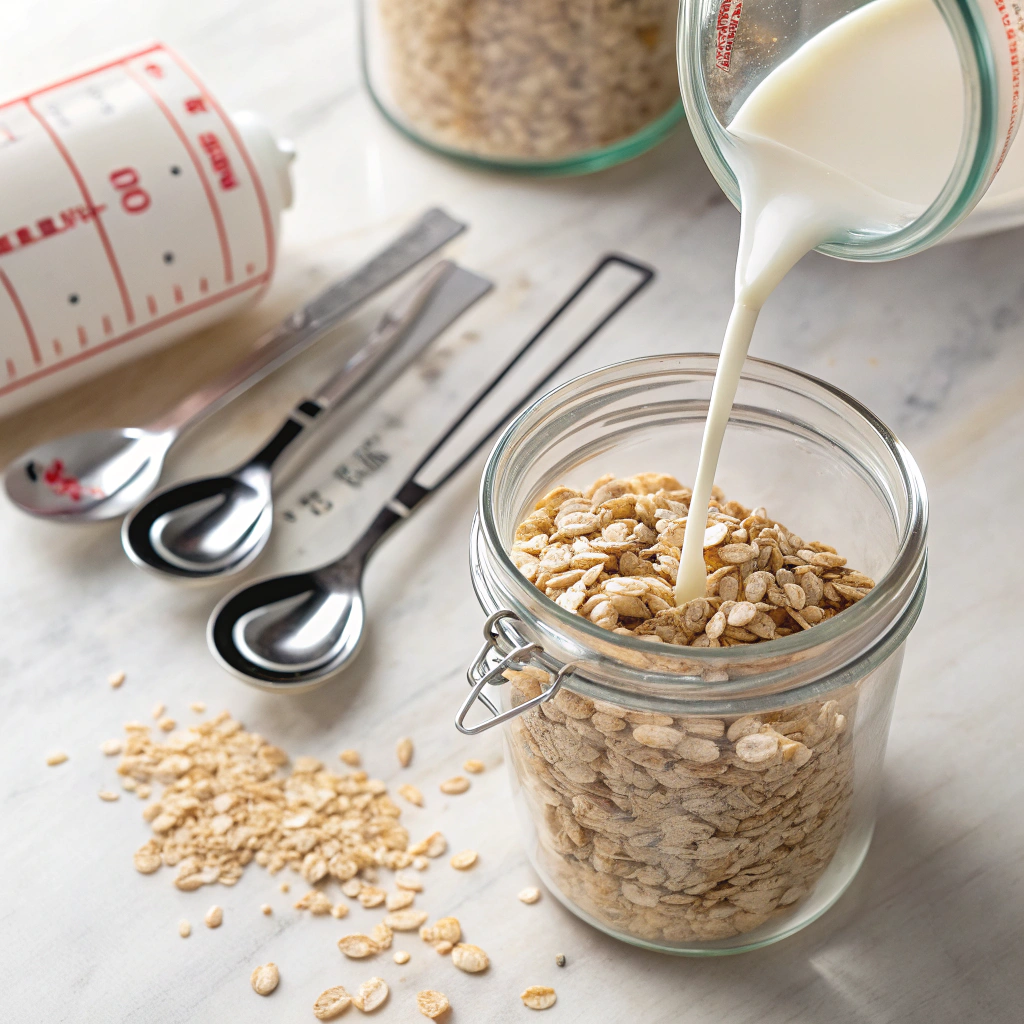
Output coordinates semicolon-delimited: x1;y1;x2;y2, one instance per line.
463;759;485;774
385;909;429;931
178;919;191;938
450;850;477;871
251;962;279;996
518;887;541;904
416;990;450;1019
205;905;223;928
398;783;423;807
313;985;352;1020
353;977;388;1012
451;943;489;973
339;749;360;767
521;986;557;1010
46;752;68;766
396;737;413;768
109;671;125;688
394;950;410;964
439;777;469;795
98;790;119;801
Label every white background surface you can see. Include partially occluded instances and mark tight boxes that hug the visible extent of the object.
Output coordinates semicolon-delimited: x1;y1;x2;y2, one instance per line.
1;3;1022;1022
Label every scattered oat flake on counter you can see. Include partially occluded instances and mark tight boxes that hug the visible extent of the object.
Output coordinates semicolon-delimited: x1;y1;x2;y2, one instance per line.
358;886;386;908
109;671;125;688
396;737;414;767
178;920;191;938
439;776;469;795
386;889;415;910
352;977;388;1012
151;703;165;719
518;887;541;904
189;701;205;713
157;717;175;732
338;934;378;959
463;759;485;773
398;783;423;807
450;849;477;870
420;916;460;946
394;950;410;964
395;871;423;892
434;940;454;955
251;962;279;996
410;832;447;858
260;903;272;915
279;881;290;893
339;749;360;766
204;905;223;928
417;990;450;1019
100;739;122;756
45;752;68;766
371;921;393;950
330;903;349;919
98;790;119;801
385;909;428;931
313;986;352;1020
295;890;333;915
521;986;556;1010
451;943;489;973
555;954;566;967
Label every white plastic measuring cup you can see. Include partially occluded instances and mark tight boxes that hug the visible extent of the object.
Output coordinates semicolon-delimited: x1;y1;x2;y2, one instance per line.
678;0;1024;259
0;42;294;418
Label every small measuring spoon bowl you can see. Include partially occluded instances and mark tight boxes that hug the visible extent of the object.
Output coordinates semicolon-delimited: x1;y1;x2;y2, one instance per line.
209;561;365;692
4;428;174;522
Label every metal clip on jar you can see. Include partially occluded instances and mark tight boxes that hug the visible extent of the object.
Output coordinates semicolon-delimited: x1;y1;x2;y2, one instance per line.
460;354;928;954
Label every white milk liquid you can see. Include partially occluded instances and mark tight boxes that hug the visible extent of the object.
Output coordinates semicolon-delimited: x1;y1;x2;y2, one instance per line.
674;0;970;602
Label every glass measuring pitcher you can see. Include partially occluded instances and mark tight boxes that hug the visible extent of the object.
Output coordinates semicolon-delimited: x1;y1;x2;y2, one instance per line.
678;0;1024;258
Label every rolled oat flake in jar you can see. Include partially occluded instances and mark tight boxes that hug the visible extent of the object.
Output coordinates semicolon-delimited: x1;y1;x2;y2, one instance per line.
359;0;684;172
460;355;928;954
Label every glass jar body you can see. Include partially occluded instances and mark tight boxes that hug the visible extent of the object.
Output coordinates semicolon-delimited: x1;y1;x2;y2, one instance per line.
467;354;927;953
359;0;684;175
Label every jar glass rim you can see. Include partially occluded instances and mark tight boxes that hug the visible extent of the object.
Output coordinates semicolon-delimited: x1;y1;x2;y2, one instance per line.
477;354;928;693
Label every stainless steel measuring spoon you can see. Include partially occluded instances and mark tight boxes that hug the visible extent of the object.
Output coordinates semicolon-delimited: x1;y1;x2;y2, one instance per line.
122;261;492;579
208;254;655;692
3;208;465;522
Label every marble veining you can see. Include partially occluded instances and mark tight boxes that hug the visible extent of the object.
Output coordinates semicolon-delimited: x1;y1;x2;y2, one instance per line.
1;3;1022;1022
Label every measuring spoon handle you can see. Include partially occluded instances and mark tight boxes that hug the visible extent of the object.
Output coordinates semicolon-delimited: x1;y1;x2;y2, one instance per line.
247;261;491;473
328;254;656;572
145;208;467;436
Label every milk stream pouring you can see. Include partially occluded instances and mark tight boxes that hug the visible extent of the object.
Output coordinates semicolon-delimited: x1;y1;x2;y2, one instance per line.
674;0;1024;602
0;42;294;419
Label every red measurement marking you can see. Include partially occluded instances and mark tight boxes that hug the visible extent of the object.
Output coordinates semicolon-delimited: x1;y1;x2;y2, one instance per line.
143;62;164;79
52;339;62;356
102;315;113;336
147;295;158;316
38;217;58;237
173;285;184;304
184;96;208;115
0;43;163;113
169;49;276;282
197;132;238;190
0;267;42;366
77;325;88;348
16;227;33;246
42;458;104;502
5;359;15;380
123;63;234;284
24;99;136;325
715;0;743;71
246;262;256;276
199;277;209;294
0;273;267;401
0;236;11;255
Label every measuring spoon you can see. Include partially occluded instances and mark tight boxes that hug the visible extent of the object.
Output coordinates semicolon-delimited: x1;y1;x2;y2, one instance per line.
122;261;492;579
3;208;465;522
208;254;655;691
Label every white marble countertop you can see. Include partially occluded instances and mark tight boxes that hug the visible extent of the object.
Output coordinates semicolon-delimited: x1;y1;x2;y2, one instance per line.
2;3;1023;1022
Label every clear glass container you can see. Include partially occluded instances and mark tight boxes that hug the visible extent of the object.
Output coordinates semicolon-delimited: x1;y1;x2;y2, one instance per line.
677;0;1024;255
465;354;928;953
359;0;685;175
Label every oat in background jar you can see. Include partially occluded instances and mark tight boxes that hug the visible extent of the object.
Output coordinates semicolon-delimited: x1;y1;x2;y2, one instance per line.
359;0;684;173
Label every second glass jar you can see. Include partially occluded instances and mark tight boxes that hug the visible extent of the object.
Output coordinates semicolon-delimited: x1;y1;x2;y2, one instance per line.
359;0;685;174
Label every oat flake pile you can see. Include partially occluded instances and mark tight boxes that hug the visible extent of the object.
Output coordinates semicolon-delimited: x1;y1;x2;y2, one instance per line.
504;473;870;943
